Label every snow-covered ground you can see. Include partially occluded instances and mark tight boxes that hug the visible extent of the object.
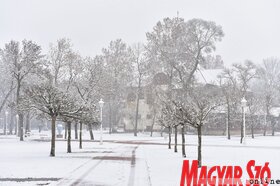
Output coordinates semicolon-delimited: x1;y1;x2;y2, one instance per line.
0;131;279;186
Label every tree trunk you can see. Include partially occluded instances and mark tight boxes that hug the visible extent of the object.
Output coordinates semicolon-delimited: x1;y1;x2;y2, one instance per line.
174;125;178;153
197;125;202;167
271;119;275;136
240;126;243;144
263;123;267;136
150;111;156;137
181;125;186;158
112;104;117;134
25;111;31;133
50;115;56;157
19;113;24;141
67;121;71;153
79;121;82;149
227;104;231;140
16;78;23;140
64;123;67;139
263;110;268;136
9;107;14;135
17;117;20;137
240;108;244;144
74;121;78;140
38;122;43;133
4;111;7;135
109;100;112;134
0;83;15;132
168;126;171;149
0;83;15;115
88;123;94;140
251;124;254;139
15;116;18;135
134;81;141;137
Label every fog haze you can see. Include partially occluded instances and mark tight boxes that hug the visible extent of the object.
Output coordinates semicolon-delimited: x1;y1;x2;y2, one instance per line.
1;0;280;65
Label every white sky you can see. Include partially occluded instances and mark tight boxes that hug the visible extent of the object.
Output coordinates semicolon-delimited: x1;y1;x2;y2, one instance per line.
1;0;280;65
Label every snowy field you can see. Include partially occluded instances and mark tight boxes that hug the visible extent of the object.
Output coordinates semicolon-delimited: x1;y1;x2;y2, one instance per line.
0;131;279;186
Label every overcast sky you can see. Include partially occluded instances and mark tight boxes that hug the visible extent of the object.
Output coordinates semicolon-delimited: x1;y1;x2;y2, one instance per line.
1;0;280;65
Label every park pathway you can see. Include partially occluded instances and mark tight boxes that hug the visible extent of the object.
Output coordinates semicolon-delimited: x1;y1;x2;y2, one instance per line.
56;142;152;186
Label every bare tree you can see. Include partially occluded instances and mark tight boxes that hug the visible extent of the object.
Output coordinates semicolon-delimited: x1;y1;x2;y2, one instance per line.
158;101;176;150
58;100;93;153
102;39;133;133
74;120;78;140
174;86;221;167
219;68;239;139
156;90;182;154
146;17;224;91
24;84;66;156
233;61;257;95
147;17;224;161
258;57;280;136
201;55;224;69
73;56;107;142
0;55;15;115
48;38;74;86
130;43;149;136
231;61;257;143
1;40;43;140
247;94;263;138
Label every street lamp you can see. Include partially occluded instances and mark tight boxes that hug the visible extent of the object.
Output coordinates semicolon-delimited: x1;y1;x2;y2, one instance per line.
241;97;247;144
4;111;8;135
99;98;104;145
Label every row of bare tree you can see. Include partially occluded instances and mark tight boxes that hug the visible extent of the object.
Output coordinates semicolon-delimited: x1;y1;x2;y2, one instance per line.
145;17;280;167
0;38;138;156
155;57;280;167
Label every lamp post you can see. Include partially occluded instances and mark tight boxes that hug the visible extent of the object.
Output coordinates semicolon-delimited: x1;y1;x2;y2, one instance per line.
241;97;247;144
99;98;104;145
16;114;19;136
4;111;8;135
